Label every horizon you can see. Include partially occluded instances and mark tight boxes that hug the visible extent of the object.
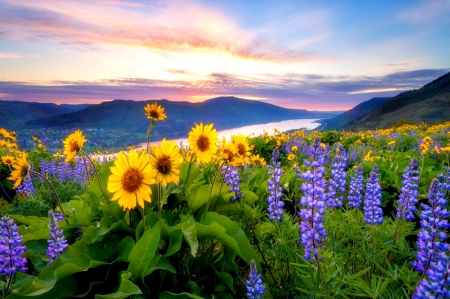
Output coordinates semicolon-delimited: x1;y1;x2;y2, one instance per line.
0;0;449;111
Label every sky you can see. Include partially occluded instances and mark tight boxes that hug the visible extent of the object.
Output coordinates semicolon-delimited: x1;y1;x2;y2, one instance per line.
0;0;449;111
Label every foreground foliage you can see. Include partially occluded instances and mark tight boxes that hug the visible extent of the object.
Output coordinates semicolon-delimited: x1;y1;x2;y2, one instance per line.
0;113;450;298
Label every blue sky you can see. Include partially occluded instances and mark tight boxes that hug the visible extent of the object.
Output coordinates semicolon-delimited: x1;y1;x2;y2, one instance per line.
0;0;449;110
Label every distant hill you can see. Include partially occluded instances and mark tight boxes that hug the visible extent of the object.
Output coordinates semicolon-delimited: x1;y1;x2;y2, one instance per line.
324;97;392;130
25;97;340;139
326;71;450;131
0;101;91;130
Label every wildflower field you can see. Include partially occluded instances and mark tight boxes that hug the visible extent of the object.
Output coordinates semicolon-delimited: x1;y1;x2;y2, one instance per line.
1;103;450;299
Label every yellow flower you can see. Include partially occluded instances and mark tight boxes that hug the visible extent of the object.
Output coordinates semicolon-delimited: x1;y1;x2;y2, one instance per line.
364;150;373;162
32;136;40;144
287;154;295;161
231;134;250;164
220;138;242;166
188;123;218;164
150;138;183;185
144;102;167;121
420;143;429;154
63;130;86;162
107;151;156;210
434;145;441;154
0;128;15;141
388;140;395;146
291;145;298;152
1;155;14;166
320;143;326;150
8;153;30;188
423;136;433;144
249;154;265;166
441;147;450;152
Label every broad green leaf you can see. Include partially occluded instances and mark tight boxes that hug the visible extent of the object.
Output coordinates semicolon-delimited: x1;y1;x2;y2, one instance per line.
95;272;142;299
144;254;176;277
127;224;160;281
159;292;204;299
181;216;198;257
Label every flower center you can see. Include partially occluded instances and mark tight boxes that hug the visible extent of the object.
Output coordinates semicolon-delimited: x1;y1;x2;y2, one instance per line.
197;135;210;152
121;167;144;193
237;143;246;156
149;110;160;119
156;155;171;175
20;166;28;177
223;149;234;162
5;159;11;164
70;140;79;152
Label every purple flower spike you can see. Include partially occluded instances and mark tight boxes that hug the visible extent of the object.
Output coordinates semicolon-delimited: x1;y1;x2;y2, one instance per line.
412;179;450;298
299;137;327;263
16;175;35;197
327;144;347;208
0;216;27;276
397;158;419;220
348;164;364;208
267;148;284;222
47;210;69;265
363;164;383;225
222;165;242;202
246;260;266;299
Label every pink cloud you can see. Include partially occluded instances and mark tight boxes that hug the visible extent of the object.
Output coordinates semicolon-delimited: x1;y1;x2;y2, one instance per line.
0;0;318;63
0;52;22;59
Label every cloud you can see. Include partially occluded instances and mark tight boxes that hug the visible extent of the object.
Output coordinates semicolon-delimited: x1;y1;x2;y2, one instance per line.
0;1;318;63
0;52;22;59
398;0;450;23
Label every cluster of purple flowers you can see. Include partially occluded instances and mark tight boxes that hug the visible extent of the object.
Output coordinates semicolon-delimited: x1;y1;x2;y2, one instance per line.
363;164;383;225
16;175;35;197
412;179;450;298
327;145;347;208
396;158;419;220
267;148;284;222
298;137;327;263
437;166;450;193
246;259;266;299
0;216;27;276
347;164;364;208
222;165;242;201
47;210;69;265
40;158;88;185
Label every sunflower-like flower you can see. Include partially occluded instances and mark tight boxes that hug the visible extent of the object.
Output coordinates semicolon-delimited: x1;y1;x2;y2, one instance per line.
188;123;218;164
107;151;156;210
8;153;30;188
150;138;183;185
249;154;265;166
1;155;14;166
63;130;86;162
144;102;167;121
220;138;242;166
231;134;251;164
0;128;15;141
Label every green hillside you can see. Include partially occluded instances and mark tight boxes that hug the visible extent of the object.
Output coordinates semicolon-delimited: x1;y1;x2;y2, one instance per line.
0;101;89;130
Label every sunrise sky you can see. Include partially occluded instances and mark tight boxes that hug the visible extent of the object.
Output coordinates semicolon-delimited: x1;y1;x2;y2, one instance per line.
0;0;449;110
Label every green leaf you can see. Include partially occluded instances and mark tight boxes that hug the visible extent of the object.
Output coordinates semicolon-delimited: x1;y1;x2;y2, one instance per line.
127;224;160;281
92;216;134;243
159;292;204;299
95;272;142;299
144;254;176;277
214;269;235;294
180;216;198;257
196;212;260;270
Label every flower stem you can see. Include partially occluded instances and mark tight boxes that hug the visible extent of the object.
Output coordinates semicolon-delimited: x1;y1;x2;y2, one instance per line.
206;162;224;212
81;156;91;183
142;205;147;232
158;182;162;231
146;120;155;154
29;170;67;222
80;150;108;201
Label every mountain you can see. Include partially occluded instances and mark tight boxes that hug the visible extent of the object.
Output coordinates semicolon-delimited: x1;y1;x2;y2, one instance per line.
25;97;340;139
323;97;392;130
326;71;450;131
0;101;91;130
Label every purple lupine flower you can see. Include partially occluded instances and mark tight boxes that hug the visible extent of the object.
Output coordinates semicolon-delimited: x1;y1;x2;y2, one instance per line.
412;179;450;274
412;179;450;298
347;164;364;208
48;160;57;176
222;165;242;202
47;210;69;265
39;159;48;182
363;164;383;225
16;175;35;197
246;259;266;299
54;212;65;222
437;166;450;193
267;148;284;222
0;216;27;276
396;158;419;220
299;137;327;263
327;144;347;208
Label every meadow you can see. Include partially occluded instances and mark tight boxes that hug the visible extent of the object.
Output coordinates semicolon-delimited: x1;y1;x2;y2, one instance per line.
0;102;449;298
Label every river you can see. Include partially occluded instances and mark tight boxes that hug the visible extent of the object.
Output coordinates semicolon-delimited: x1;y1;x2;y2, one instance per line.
140;118;321;147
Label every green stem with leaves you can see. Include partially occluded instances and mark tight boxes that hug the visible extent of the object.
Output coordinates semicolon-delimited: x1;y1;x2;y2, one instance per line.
206;162;224;212
146;120;155;154
80;150;108;201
